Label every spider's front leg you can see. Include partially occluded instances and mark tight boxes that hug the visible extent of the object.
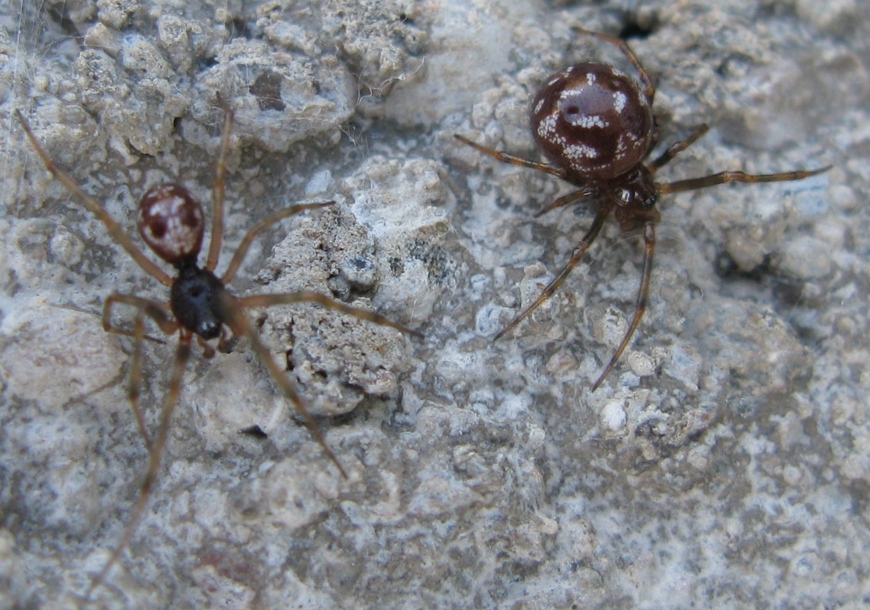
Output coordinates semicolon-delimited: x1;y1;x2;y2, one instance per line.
658;165;831;194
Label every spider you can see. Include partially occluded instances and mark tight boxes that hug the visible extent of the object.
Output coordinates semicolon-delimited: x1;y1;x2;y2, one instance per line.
455;28;829;391
15;105;418;596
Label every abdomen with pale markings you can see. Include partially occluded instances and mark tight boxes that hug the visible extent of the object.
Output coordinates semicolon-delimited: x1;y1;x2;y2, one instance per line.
530;63;653;180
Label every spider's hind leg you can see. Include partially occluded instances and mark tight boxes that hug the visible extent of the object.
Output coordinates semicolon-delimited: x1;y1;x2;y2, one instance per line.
102;294;178;450
591;221;656;391
221;289;422;479
85;332;192;600
218;291;350;479
454;134;567;178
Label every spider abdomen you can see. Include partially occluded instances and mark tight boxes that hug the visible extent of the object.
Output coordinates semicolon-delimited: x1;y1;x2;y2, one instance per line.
530;63;653;180
138;183;205;267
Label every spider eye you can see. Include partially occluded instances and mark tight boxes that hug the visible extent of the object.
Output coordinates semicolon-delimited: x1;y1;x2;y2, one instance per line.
199;320;219;337
137;184;205;266
617;187;631;204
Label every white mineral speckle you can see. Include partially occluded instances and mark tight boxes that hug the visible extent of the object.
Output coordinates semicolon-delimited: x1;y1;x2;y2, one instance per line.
600;400;627;433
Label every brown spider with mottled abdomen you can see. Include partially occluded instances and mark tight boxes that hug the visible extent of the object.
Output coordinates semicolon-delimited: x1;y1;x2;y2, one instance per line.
455;28;829;391
16;106;419;598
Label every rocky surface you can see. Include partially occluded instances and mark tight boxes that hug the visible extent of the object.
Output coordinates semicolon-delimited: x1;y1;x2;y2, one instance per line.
0;0;867;608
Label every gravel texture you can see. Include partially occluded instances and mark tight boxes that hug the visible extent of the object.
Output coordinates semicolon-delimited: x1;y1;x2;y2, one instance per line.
1;0;868;608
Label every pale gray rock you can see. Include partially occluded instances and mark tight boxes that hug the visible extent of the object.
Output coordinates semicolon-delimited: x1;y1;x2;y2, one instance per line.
1;1;868;609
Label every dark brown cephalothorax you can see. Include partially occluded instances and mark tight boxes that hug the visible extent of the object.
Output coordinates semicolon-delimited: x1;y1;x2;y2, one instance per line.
455;28;829;390
16;106;418;598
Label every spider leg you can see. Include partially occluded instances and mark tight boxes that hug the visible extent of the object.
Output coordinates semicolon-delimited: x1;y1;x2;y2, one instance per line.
15;110;173;287
591;221;655;391
205;104;234;272
85;332;192;599
103;294;178;449
196;335;217;359
534;187;597;218
102;293;177;339
127;308;152;449
216;326;236;354
454;135;567;178
658;165;831;194
495;201;614;341
647;124;710;171
217;292;349;479
219;202;334;285
574;28;656;105
237;291;422;338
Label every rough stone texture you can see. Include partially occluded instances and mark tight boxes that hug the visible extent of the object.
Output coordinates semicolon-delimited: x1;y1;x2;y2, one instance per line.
1;0;868;608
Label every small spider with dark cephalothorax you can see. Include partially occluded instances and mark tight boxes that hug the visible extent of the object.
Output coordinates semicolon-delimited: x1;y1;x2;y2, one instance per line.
455;28;829;391
16;106;418;597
